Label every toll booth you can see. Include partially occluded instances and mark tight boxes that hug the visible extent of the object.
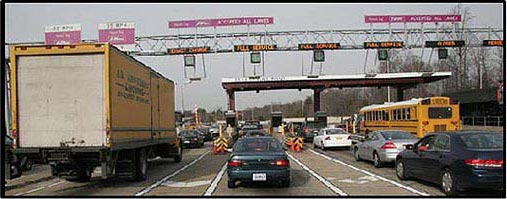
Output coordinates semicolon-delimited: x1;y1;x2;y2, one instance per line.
271;112;283;133
224;110;239;140
314;111;327;127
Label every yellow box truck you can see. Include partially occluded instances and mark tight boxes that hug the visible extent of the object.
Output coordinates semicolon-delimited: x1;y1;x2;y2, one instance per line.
9;43;182;181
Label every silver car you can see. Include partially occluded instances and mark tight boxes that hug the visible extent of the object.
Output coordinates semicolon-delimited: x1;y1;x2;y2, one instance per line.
353;130;418;168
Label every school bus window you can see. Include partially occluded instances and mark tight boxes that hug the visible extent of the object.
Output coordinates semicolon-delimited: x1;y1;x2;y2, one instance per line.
428;107;452;119
406;108;411;120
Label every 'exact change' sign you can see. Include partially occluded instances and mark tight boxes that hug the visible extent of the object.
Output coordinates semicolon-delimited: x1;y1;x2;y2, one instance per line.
169;17;274;29
45;24;81;45
98;22;135;45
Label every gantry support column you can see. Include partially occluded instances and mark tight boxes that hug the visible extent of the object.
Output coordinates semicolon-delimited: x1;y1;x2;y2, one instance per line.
313;88;323;112
227;90;235;111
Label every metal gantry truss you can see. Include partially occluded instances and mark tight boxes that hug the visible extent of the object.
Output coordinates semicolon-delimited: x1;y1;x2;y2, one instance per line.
131;27;503;56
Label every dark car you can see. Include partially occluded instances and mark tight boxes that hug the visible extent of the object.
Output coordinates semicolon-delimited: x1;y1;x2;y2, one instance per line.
199;127;213;141
298;121;325;142
227;137;290;188
179;130;205;148
395;131;504;196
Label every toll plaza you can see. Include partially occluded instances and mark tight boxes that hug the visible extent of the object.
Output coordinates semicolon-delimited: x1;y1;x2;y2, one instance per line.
221;72;452;111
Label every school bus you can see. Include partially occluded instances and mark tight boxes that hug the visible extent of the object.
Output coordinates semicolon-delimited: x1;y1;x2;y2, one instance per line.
358;96;461;138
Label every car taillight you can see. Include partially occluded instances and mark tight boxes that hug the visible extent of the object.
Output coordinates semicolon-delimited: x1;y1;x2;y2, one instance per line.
228;160;242;167
325;136;331;140
465;159;504;167
274;160;290;167
194;137;198;141
381;141;397;149
11;129;17;139
422;121;429;125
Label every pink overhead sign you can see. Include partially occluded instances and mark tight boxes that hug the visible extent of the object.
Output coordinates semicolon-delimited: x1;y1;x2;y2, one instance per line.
169;17;274;28
365;15;462;23
45;24;81;45
98;22;135;45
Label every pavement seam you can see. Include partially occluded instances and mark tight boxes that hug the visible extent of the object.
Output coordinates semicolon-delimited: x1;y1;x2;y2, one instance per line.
286;153;348;196
203;162;228;196
134;151;210;196
308;149;430;196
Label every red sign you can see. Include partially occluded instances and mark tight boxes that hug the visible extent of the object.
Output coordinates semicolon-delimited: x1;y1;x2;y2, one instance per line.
45;24;81;45
365;15;462;23
169;17;274;29
98;22;135;45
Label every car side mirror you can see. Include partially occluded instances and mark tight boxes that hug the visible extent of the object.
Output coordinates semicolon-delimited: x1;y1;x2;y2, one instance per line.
418;145;428;152
404;144;414;150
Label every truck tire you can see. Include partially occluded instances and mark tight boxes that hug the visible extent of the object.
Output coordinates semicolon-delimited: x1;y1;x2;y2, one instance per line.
173;143;183;163
136;148;148;181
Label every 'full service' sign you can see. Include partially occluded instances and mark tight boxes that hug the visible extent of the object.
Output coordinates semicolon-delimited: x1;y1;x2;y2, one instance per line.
169;17;274;28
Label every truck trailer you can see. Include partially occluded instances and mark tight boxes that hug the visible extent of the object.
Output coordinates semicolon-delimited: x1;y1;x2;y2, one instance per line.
8;43;182;181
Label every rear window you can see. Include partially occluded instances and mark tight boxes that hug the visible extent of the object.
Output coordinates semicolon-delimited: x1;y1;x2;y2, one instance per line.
327;129;347;135
234;138;284;153
428;107;452;119
381;131;416;140
460;133;503;149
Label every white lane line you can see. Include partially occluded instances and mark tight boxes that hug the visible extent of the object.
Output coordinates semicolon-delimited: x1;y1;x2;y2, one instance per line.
135;151;210;196
203;162;227;196
309;149;430;196
14;180;65;196
286;153;347;196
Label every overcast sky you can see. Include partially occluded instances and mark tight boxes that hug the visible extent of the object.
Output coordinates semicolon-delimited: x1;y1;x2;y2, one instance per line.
5;3;504;111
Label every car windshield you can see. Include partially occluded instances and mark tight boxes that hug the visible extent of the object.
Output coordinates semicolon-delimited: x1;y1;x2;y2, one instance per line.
460;133;503;149
234;138;284;153
327;129;347;135
380;131;416;140
180;131;199;136
306;122;324;129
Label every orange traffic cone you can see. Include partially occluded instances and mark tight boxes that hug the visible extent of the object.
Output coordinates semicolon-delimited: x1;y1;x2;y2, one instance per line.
212;145;218;155
295;144;302;152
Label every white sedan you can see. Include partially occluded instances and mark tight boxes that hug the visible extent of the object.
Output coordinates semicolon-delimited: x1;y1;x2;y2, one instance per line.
313;128;352;150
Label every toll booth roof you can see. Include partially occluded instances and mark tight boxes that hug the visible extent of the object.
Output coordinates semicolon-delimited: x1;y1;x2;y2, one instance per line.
221;72;451;91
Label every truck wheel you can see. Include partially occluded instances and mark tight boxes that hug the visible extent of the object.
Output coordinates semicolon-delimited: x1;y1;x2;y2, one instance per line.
174;144;183;163
136;148;148;181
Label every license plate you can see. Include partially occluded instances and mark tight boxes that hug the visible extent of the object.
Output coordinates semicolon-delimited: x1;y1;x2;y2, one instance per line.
184;141;190;144
252;173;266;181
336;137;343;140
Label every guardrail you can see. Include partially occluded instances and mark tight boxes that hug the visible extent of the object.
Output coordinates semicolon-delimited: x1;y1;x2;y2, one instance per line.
462;116;504;127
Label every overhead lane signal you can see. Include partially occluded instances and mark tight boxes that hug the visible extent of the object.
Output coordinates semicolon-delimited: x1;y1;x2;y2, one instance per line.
363;41;404;49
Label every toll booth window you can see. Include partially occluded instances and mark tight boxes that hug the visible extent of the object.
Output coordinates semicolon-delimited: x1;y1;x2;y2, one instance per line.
428;107;452;119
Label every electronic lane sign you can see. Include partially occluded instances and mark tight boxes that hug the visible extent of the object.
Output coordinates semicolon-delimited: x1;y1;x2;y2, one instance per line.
364;41;404;49
234;45;277;52
168;46;211;55
298;43;341;50
425;40;465;48
483;40;503;47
